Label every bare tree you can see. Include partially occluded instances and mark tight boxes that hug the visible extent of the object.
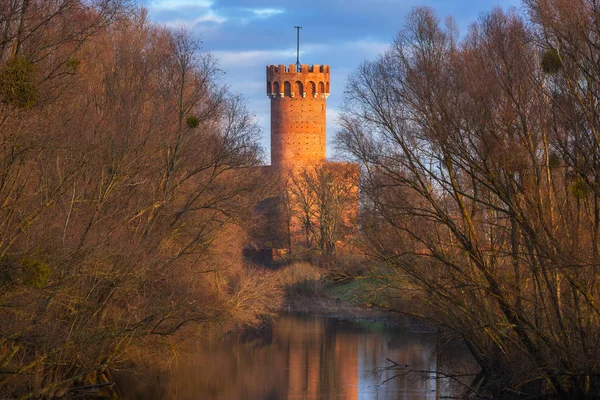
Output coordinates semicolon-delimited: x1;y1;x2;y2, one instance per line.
287;162;358;257
0;3;281;398
337;4;600;398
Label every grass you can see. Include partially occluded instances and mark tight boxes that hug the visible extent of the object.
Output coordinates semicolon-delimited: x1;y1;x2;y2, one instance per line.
273;260;408;319
327;278;372;302
326;274;396;307
274;262;324;295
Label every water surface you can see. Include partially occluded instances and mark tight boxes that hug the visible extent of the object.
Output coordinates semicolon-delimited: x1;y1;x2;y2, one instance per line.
119;314;473;399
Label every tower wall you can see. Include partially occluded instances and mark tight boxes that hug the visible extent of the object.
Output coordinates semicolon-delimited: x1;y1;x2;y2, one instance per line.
266;64;330;170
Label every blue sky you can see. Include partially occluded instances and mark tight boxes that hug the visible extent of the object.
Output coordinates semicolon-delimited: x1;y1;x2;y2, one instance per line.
142;0;522;162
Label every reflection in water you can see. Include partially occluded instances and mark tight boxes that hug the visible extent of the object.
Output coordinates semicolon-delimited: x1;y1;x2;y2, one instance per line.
117;314;474;399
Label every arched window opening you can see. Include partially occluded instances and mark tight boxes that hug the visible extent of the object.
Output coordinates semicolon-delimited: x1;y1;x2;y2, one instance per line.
284;81;292;96
295;81;304;96
273;81;280;95
319;82;325;93
267;81;272;94
308;81;316;95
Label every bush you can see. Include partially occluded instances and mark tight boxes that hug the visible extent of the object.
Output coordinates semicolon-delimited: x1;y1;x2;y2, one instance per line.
0;57;39;108
20;257;51;288
570;176;589;199
0;254;51;288
275;262;323;294
324;253;371;282
541;48;562;74
66;58;81;72
185;115;199;128
224;266;284;327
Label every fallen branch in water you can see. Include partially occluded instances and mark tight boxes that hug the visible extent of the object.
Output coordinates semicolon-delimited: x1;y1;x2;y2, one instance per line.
385;358;409;368
69;382;115;392
378;362;483;398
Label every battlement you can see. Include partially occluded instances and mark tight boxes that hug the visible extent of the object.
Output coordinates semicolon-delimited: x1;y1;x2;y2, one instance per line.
267;64;330;74
266;64;330;98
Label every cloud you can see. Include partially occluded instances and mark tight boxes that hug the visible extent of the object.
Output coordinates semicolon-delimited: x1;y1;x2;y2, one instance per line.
194;10;227;24
242;8;285;19
148;0;213;11
212;49;296;66
211;43;342;69
210;41;340;71
160;11;227;28
147;3;284;30
147;0;228;28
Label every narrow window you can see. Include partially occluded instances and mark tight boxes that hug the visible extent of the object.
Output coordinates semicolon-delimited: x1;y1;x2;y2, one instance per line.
284;81;292;96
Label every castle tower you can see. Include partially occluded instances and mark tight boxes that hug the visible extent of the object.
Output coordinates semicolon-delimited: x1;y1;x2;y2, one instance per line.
266;64;330;170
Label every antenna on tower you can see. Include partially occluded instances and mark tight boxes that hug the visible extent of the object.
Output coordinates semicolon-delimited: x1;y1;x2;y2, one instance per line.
294;26;302;71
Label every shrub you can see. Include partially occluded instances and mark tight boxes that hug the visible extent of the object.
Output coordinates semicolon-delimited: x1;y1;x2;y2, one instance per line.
66;58;81;72
541;48;562;74
570;176;590;200
324;253;371;282
225;266;284;327
185;115;199;129
0;57;39;108
20;256;51;288
275;262;323;294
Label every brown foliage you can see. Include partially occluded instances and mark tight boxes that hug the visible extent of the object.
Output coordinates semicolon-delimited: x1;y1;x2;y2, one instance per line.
0;1;280;398
338;2;600;398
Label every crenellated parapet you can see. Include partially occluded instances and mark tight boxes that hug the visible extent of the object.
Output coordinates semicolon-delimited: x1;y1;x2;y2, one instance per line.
266;64;330;99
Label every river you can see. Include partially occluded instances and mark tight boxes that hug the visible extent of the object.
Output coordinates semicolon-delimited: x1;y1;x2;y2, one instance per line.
116;313;476;399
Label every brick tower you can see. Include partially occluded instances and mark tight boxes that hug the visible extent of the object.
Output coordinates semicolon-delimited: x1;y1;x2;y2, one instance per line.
244;61;357;261
266;64;330;170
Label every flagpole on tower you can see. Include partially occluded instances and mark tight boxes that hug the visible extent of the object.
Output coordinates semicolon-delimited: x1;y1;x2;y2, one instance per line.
294;26;302;70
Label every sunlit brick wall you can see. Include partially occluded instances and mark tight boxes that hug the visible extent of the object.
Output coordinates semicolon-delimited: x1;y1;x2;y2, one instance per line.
266;64;330;170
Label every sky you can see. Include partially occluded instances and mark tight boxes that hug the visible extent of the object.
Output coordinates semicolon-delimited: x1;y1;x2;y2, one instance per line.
141;0;523;163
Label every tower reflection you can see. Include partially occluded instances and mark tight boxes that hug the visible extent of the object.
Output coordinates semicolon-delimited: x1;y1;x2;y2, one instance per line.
116;314;473;400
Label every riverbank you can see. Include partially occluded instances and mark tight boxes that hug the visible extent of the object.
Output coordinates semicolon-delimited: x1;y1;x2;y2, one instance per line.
280;268;436;333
